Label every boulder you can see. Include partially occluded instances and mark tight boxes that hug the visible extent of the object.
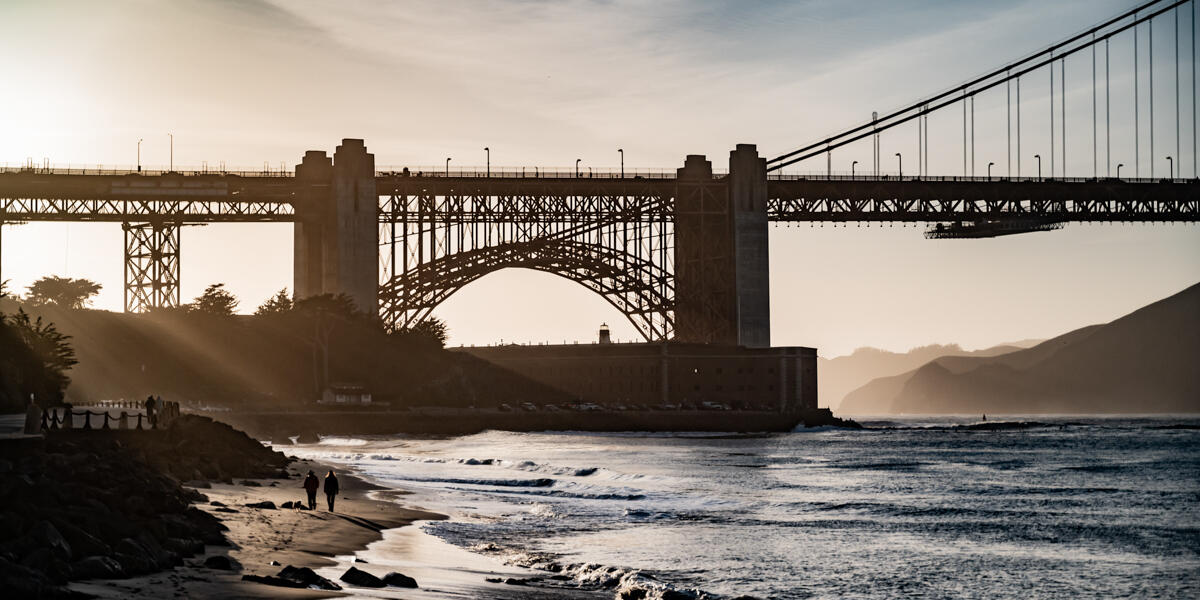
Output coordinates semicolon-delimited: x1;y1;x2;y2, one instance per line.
280;501;294;509
340;566;386;588
70;555;123;580
240;480;262;487
203;555;241;571
245;501;276;510
163;538;204;558
30;521;72;562
241;574;305;589
383;571;418;588
276;565;341;590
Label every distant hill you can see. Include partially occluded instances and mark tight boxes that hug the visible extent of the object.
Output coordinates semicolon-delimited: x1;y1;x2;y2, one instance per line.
840;282;1200;414
819;342;1035;410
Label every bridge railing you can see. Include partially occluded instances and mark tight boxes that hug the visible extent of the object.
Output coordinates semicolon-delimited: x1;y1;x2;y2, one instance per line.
375;167;725;179
767;172;1200;184
0;166;295;177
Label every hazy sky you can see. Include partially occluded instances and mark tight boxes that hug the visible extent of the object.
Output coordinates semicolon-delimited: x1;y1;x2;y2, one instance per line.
1;0;1197;356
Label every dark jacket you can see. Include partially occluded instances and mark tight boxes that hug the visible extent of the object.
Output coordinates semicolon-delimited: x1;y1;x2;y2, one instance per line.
303;474;319;492
324;474;339;496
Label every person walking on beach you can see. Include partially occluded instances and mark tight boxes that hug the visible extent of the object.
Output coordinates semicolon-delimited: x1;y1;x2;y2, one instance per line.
302;470;320;510
324;470;340;512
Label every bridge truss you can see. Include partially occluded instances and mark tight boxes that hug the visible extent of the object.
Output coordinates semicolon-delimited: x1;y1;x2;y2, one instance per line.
376;178;676;339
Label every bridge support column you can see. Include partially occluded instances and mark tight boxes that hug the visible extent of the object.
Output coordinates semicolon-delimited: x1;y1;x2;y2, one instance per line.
672;145;771;347
292;139;378;316
729;144;770;348
123;221;181;312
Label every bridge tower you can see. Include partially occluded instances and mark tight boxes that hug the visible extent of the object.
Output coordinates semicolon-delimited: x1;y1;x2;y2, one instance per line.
293;139;379;315
673;144;771;347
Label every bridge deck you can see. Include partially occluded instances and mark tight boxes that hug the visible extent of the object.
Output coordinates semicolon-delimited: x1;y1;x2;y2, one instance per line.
0;170;1196;223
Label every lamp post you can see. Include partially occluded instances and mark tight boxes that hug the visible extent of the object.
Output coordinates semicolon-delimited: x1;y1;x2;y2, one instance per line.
851;160;858;177
1117;163;1124;179
1034;154;1041;180
1166;156;1173;179
576;158;581;178
137;138;143;173
988;162;994;180
445;157;451;176
168;133;174;172
895;153;902;178
618;149;624;178
484;147;490;177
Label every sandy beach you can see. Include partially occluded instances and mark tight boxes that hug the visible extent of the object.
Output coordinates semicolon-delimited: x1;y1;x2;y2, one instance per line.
69;456;606;599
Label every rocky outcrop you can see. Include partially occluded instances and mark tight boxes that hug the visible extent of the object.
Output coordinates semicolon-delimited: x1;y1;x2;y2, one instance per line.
383;571;418;588
0;415;293;597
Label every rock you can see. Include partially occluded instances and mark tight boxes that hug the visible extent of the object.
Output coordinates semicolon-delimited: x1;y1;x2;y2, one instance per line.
340;566;386;588
29;521;72;562
295;504;310;511
70;555;124;580
183;480;211;489
209;501;226;507
486;577;503;583
269;560;280;566
162;537;204;558
504;577;528;586
240;480;262;487
382;571;418;588
245;501;276;510
354;557;367;563
214;507;239;513
275;565;341;590
19;548;71;585
280;501;294;509
203;555;241;571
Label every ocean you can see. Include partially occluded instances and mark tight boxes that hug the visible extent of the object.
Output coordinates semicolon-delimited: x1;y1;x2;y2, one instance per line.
286;416;1200;599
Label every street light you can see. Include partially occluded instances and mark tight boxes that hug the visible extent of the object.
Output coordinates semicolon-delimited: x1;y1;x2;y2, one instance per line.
576;158;581;178
618;149;624;178
446;157;451;176
988;162;995;180
1117;163;1124;179
484;147;490;177
137;138;143;173
1034;154;1042;180
851;160;858;177
1166;156;1173;179
895;153;902;178
168;133;174;172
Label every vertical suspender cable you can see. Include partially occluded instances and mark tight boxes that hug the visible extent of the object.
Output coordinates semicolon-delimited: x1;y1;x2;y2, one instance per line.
1151;18;1155;178
1093;34;1099;178
1136;19;1141;177
1018;77;1023;178
1175;4;1180;178
1062;59;1067;176
918;110;923;176
1193;0;1196;178
971;95;976;176
924;108;929;175
1107;38;1112;176
963;93;968;176
1008;75;1013;177
1052;53;1056;177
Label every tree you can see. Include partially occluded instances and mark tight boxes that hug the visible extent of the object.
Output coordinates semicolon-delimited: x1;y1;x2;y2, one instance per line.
393;318;449;350
256;288;293;315
4;308;77;403
189;283;239;316
293;293;360;320
25;276;102;309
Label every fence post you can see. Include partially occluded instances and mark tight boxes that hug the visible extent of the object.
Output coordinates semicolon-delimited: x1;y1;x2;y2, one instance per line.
102;413;110;430
119;412;129;430
40;410;48;431
136;413;144;430
62;409;73;430
83;411;92;430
